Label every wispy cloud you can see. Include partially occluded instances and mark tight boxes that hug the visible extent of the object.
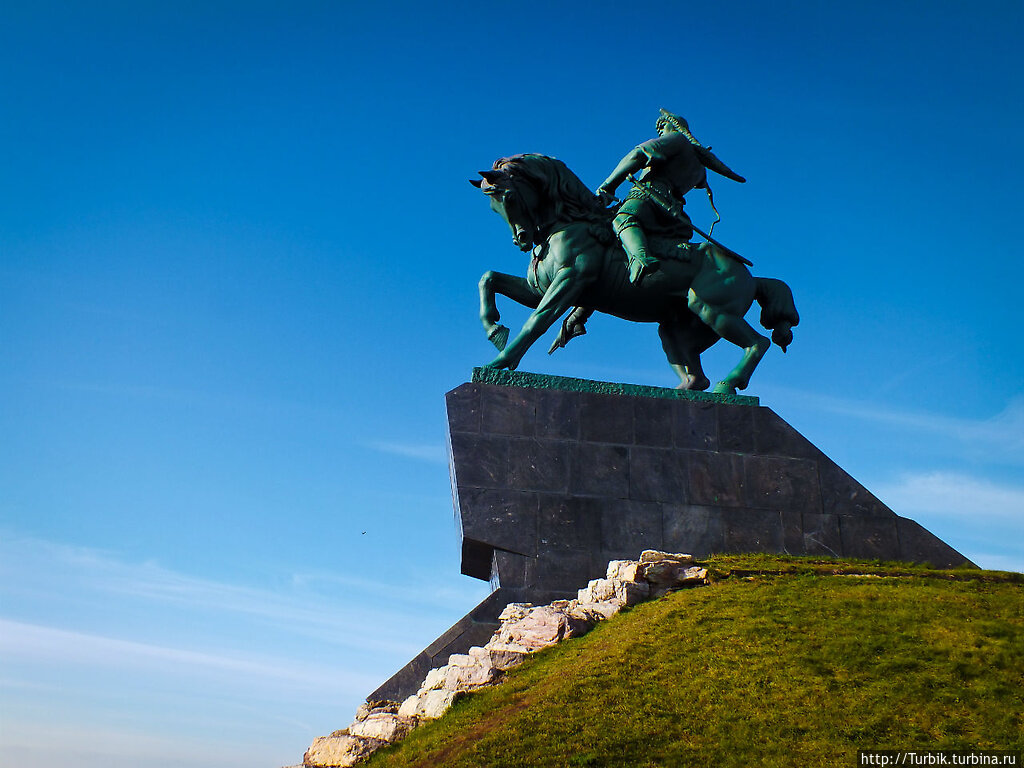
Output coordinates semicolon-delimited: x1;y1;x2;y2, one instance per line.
0;533;491;768
873;471;1024;573
0;533;485;655
368;440;447;464
875;471;1024;522
765;387;1024;463
0;619;375;690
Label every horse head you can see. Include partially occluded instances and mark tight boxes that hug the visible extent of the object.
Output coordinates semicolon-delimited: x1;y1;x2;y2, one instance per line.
471;165;542;252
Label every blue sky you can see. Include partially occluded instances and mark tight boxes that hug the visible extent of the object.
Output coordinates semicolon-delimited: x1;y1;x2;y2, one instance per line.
1;2;1022;766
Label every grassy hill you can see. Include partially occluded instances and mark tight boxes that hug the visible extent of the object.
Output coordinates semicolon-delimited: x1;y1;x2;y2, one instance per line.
365;556;1023;768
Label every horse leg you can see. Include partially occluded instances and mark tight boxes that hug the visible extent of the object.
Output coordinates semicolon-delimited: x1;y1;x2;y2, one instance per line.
479;271;539;351
687;288;770;394
658;315;715;391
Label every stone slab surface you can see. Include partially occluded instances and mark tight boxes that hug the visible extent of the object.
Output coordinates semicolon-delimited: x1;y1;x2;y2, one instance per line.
448;377;976;600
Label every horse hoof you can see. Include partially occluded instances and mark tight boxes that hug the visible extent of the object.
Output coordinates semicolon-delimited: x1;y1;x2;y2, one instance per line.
675;375;710;392
488;325;510;351
712;381;737;395
485;352;519;371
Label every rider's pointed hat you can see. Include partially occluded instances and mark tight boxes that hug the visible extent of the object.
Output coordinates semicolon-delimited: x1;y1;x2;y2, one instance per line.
659;108;746;184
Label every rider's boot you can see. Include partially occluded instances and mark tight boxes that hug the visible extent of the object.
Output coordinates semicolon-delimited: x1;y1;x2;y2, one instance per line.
619;226;660;286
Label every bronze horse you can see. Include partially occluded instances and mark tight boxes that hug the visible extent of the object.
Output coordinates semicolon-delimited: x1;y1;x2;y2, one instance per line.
472;154;798;394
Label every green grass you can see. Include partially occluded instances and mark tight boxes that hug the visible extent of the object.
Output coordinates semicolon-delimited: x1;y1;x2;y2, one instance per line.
365;557;1023;768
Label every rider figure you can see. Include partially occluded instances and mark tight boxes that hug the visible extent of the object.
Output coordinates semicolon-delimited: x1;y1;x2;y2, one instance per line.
596;109;746;285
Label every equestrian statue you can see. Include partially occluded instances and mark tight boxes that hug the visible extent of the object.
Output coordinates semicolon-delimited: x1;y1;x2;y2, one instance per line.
470;110;799;395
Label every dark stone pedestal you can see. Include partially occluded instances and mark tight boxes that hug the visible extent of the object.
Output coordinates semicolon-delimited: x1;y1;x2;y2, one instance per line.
369;369;974;702
449;369;973;600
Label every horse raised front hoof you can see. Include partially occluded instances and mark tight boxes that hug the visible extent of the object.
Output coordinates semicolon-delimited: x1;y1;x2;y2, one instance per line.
488;324;510;351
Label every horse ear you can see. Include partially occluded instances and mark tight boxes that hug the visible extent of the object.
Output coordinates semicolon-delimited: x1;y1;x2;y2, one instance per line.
469;178;483;187
479;169;506;184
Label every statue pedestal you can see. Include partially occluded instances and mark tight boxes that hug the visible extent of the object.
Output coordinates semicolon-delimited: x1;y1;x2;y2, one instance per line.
368;369;972;702
451;368;972;598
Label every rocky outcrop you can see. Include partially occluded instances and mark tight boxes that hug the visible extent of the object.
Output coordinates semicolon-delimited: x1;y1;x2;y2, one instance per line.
303;731;386;768
300;550;708;768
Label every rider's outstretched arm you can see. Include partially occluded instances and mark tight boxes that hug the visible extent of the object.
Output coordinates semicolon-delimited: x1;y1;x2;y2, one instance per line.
597;147;646;197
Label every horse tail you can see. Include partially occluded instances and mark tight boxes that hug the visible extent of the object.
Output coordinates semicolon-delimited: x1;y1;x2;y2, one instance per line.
754;277;800;352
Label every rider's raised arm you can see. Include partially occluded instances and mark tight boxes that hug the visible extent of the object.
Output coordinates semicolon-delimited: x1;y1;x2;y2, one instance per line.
597;146;647;198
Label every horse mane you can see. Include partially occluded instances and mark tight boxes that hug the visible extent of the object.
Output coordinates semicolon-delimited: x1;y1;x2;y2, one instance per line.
492;154;612;231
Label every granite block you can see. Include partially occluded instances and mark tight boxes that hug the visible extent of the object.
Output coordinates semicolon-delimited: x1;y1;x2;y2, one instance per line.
629;446;688;503
723;507;785;553
688;451;745;507
753;407;821;459
781;509;804;554
457;487;538;556
528;548;603;595
449;432;509;489
896;517;972;568
445;383;482;434
491;549;530;589
480;385;536;436
673;401;718;450
599;499;663;554
579;392;634;444
461;537;494;581
663;504;726;556
743;455;821;515
634;397;673;447
839;515;901;560
819;458;895;518
537;495;601;552
718;404;756;453
507;438;570;493
570;443;629;498
800;513;843;557
535;388;580;440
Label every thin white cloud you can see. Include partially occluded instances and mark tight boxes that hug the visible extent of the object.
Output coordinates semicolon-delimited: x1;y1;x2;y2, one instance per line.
368;440;447;464
764;387;1024;463
874;471;1024;522
873;471;1024;573
0;619;375;690
0;533;484;656
287;567;487;606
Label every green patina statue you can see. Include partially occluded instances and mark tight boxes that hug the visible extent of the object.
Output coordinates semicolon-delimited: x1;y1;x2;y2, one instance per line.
597;109;746;286
470;113;799;395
